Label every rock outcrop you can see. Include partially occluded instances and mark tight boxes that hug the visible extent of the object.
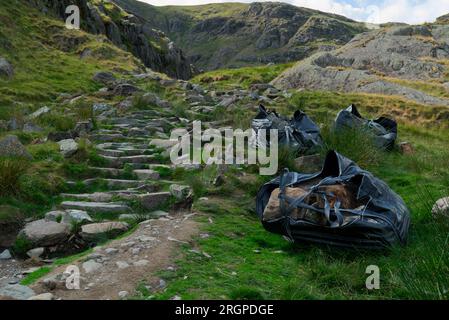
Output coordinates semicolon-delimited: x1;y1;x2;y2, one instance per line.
113;0;368;70
29;0;193;79
272;24;449;106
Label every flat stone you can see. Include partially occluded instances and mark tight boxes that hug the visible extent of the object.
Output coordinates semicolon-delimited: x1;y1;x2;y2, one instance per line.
116;261;129;269
19;219;70;247
61;201;131;214
149;139;178;149
133;259;149;267
0;284;35;300
133;169;160;180
118;291;129;298
138;192;171;210
28;106;50;119
80;222;129;242
82;260;103;273
104;248;119;255
28;293;54;300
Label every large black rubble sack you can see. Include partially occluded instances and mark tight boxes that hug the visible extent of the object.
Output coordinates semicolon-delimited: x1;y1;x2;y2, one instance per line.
256;151;410;249
334;104;397;150
252;104;323;155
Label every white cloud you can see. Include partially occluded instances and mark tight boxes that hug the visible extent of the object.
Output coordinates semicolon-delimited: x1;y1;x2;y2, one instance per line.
138;0;449;24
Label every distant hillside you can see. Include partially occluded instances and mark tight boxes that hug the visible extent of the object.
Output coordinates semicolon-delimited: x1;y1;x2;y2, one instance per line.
113;1;368;71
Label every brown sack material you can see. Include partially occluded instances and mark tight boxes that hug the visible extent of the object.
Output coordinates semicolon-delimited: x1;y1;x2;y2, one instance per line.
263;187;308;221
263;183;363;223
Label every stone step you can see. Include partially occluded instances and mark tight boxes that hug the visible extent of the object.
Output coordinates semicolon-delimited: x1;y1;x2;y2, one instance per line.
82;178;147;188
133;169;160;180
61;190;141;202
97;142;150;150
61;201;132;214
89;133;125;142
89;167;124;178
99;155;158;168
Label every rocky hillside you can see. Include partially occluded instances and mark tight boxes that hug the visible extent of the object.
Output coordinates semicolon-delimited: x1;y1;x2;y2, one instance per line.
28;0;193;79
113;1;368;71
272;21;449;107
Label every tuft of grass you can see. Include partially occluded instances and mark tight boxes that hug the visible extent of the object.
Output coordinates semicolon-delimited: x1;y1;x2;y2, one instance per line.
0;157;30;196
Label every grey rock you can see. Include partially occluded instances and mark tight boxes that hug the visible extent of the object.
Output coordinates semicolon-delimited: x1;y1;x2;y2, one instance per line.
105;248;119;255
23;123;43;133
57;139;78;157
82;260;103;273
19;219;70;247
0;284;35;300
28;293;54;300
432;197;449;217
0;57;14;80
74;121;93;136
116;261;129;269
92;72;116;85
80;222;129;241
93;103;112;114
118;290;129;298
169;184;193;201
26;247;45;259
133;259;149;267
28;106;50;119
113;83;140;96
0;249;12;260
0;135;33;159
138;192;171;210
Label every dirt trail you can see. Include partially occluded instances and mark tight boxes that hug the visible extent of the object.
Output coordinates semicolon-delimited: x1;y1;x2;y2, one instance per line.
31;212;200;300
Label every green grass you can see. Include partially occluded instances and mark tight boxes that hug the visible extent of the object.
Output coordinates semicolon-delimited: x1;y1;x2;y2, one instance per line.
20;267;52;286
192;63;294;90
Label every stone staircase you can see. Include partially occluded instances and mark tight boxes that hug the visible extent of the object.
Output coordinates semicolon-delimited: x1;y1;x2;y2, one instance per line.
58;109;189;220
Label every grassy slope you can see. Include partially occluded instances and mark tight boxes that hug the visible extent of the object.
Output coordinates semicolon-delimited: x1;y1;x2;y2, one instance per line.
0;0;141;217
0;0;140;112
130;67;449;300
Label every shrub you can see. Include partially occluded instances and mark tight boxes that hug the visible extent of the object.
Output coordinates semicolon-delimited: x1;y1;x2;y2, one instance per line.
12;235;33;256
0;157;30;196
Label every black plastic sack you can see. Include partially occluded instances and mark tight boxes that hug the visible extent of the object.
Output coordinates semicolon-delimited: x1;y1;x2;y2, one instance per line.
252;105;323;155
334;104;397;150
256;151;410;249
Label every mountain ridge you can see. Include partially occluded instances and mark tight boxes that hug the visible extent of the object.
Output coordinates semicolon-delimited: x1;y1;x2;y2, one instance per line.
113;1;369;70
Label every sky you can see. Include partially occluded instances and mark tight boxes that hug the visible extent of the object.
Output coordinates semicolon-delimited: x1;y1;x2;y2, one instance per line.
138;0;449;24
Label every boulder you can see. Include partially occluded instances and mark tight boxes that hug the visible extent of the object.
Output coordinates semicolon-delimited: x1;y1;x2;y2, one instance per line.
92;72;116;85
48;131;73;142
0;57;14;80
0;135;33;159
138;192;171;210
57;139;78;157
80;222;129;242
432;197;449;218
74;121;93;136
169;184;193;201
45;210;92;225
113;83;140;96
19;219;70;247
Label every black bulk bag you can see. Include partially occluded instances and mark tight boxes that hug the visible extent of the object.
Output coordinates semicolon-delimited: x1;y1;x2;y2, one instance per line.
334;104;397;150
256;151;410;249
252;104;323;155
